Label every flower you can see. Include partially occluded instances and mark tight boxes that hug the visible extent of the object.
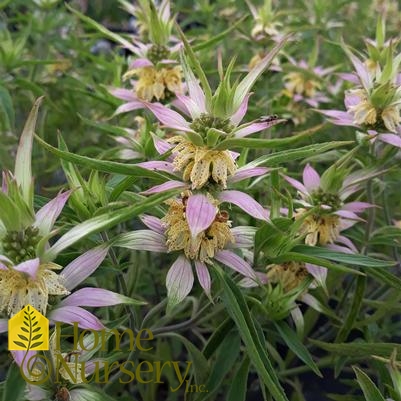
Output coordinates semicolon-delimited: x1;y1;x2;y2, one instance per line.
321;49;401;148
282;59;333;108
137;135;270;222
0;245;145;331
284;164;373;248
108;0;183;107
246;0;283;42
114;193;258;309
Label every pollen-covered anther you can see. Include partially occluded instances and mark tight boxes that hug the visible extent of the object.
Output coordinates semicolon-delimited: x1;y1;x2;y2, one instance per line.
127;65;182;102
0;262;69;316
169;136;237;189
295;209;341;246
283;72;321;98
266;262;310;292
162;198;234;262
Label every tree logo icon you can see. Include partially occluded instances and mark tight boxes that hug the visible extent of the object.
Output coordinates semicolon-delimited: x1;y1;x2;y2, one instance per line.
8;305;49;351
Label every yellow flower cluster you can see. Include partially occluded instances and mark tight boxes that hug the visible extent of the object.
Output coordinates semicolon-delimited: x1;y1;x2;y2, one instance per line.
348;88;401;132
295;209;340;246
283;71;321;98
162;196;234;262
266;261;309;292
0;262;69;316
126;66;182;102
168;136;237;189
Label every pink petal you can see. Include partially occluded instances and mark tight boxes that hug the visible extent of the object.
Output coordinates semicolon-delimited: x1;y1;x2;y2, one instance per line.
219;190;268;221
130;58;154;68
137;161;175;174
49;306;105;330
115;101;144;115
320;110;356;126
348;52;372;91
335;210;364;221
239;272;268;287
230;226;256;249
305;263;327;287
229;166;269;183
59;288;140;307
284;175;309;195
108;88;137;101
379;134;401;148
214;250;256;279
176;94;202;119
342;202;374;213
141;180;187;195
146;103;192;132
194;260;211;297
61;246;109;291
140;215;165;234
336;235;358;253
34;190;71;236
303;164;320;192
186;77;206;114
326;243;354;254
13;258;40;280
151;133;174;155
172;97;191;116
186;194;217;238
230;94;251;126
166;256;194;308
234;122;271;138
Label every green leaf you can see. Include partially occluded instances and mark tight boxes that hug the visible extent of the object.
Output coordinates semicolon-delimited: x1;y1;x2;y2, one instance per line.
66;4;138;54
311;339;401;360
30;342;44;349
216;267;289;401
353;366;386;401
202;318;235;359
193;16;248;52
215;130;314;150
250;141;354;167
15;97;43;207
35;134;167;180
43;189;179;261
0;85;14;130
233;34;291;110
2;362;26;401
292;245;395;268
274;321;322;377
227;357;250;401
175;23;213;104
195;330;241;401
160;333;209;385
335;276;366;343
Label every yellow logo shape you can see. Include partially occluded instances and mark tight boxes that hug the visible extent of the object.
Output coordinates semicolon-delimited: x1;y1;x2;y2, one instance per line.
8;305;49;351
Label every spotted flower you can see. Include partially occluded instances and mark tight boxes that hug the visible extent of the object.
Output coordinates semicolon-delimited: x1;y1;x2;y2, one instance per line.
284;164;374;248
0;245;144;331
109;0;183;108
282;59;334;108
114;193;257;309
137;135;270;222
321;49;401;148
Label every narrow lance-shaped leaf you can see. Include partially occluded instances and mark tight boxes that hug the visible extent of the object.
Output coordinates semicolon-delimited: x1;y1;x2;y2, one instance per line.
15;97;43;208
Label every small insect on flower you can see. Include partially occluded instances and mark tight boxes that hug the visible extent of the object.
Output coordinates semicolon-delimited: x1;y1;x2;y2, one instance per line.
259;114;279;122
54;386;71;401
